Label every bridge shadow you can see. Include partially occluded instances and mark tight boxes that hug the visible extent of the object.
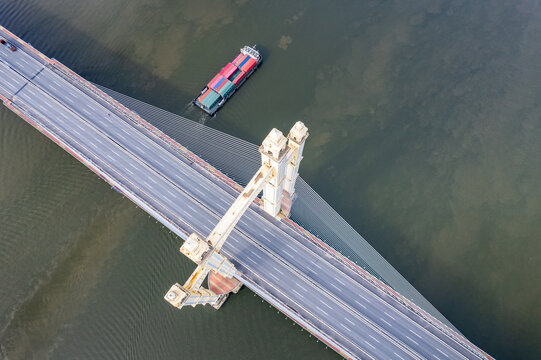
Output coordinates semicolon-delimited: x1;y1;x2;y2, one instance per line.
0;2;190;117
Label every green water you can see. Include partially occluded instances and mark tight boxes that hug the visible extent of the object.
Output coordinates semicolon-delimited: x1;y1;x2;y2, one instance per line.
1;1;540;358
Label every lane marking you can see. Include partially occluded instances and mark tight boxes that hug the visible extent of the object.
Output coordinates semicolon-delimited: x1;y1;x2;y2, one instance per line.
384;311;395;320
330;283;343;292
409;328;422;339
263;228;274;237
285;243;298;253
379;317;392;327
193;188;205;197
405;335;419;346
354;300;367;310
368;335;380;344
436;348;450;358
315;305;329;316
320;299;333;310
345;318;355;326
358;294;371;303
364;341;376;350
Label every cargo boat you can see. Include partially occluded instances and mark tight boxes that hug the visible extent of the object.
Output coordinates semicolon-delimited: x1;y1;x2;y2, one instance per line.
193;45;262;115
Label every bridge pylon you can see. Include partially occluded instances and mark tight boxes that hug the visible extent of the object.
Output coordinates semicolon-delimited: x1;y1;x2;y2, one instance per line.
282;121;309;216
259;128;289;217
260;121;309;217
166;122;309;310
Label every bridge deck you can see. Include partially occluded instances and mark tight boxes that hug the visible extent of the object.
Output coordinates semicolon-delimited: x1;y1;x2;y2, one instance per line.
0;26;489;360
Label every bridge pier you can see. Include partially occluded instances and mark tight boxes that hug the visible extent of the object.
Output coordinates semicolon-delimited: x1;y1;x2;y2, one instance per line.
208;271;242;295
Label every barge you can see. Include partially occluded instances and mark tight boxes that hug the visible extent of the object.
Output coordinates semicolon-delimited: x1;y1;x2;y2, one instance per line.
193;45;262;115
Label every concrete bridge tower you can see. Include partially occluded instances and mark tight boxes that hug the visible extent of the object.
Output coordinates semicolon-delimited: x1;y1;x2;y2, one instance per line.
259;122;309;217
259;128;289;217
282;121;309;216
166;122;309;310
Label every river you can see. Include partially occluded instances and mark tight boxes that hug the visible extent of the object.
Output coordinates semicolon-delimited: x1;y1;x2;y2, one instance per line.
1;0;540;359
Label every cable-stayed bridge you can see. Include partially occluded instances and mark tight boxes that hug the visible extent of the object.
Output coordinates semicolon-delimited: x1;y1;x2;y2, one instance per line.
0;26;491;360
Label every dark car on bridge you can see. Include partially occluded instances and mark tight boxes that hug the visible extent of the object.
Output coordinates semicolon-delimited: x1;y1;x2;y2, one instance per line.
0;39;16;51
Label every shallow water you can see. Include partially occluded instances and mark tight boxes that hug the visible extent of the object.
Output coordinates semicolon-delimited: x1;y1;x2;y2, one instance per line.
1;0;540;358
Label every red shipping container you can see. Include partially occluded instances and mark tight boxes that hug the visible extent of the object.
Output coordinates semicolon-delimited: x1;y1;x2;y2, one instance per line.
240;57;257;73
232;70;247;85
219;63;238;79
233;54;249;67
198;88;213;102
208;74;224;89
215;78;227;91
232;53;244;65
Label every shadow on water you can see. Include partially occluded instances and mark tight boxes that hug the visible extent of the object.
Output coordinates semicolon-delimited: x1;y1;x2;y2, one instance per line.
0;1;190;116
254;44;271;65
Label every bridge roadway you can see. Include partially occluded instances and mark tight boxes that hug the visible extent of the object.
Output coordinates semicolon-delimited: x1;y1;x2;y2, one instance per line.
0;27;490;360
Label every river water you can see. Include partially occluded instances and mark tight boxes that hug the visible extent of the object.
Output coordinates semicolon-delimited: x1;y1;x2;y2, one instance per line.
1;1;540;359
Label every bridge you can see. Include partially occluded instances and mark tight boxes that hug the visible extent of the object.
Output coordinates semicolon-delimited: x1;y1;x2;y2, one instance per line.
0;26;491;360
